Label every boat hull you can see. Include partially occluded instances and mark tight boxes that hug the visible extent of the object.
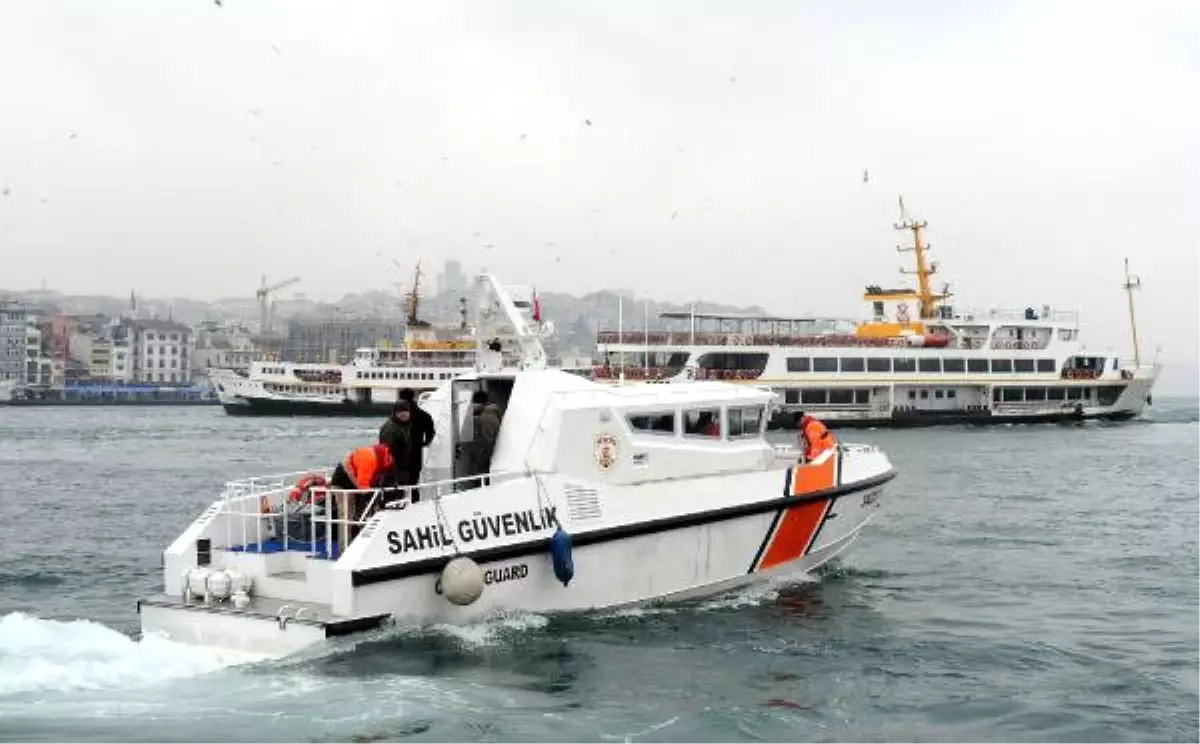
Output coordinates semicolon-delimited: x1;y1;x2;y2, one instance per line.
222;397;394;417
139;451;892;659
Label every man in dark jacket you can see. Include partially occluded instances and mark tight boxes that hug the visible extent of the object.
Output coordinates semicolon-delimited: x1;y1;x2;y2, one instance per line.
398;388;434;483
469;390;503;486
379;400;415;494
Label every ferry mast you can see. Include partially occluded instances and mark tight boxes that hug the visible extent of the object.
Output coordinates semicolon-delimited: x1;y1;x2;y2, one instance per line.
1122;258;1142;367
894;197;951;319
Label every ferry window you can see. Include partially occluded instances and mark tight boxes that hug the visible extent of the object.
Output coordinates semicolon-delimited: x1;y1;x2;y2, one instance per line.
854;389;869;404
946;389;957;399
801;389;827;405
840;357;865;372
943;358;965;373
866;357;891;373
627;411;677;435
918;358;941;373
786;357;810;373
893;358;916;373
829;389;854;405
1098;385;1122;406
728;406;764;437
967;359;988;373
785;390;800;404
1047;388;1065;400
907;390;916;400
991;359;1013;373
1001;388;1021;402
813;357;838;373
919;390;929;399
993;388;1002;402
1014;359;1035;373
1066;388;1081;400
1037;359;1056;373
1026;388;1047;401
683;409;721;438
935;390;944;399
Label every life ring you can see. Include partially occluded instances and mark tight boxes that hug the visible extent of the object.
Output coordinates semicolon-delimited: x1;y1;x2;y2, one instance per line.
289;473;328;505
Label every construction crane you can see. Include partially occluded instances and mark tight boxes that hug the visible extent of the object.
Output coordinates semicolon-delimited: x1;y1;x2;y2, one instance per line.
256;275;300;335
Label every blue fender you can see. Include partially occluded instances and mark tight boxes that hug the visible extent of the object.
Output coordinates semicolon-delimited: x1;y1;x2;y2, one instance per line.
549;527;574;587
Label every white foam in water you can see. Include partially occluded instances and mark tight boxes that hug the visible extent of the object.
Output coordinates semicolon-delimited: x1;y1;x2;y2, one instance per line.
428;610;550;647
0;612;236;696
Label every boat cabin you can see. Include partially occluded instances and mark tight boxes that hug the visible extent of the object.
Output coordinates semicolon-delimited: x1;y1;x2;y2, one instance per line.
420;369;780;488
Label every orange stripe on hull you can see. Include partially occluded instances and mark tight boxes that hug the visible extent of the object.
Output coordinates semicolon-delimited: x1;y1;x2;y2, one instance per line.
757;499;830;571
756;452;841;572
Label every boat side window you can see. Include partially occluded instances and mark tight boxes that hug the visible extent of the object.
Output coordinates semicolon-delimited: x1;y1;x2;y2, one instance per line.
866;357;891;373
1026;387;1047;401
1066;388;1081;400
1001;388;1021;402
943;358;965;373
907;390;916;400
627;410;677;435
934;390;944;399
786;357;810;373
854;389;869;404
728;406;764;438
840;357;865;372
784;389;800;404
946;389;957;399
967;358;988;373
919;390;929;399
812;357;838;373
683;408;721;438
991;359;1013;373
893;358;916;373
1014;359;1035;373
1047;387;1065;400
918;358;941;373
829;389;854;405
1037;359;1056;373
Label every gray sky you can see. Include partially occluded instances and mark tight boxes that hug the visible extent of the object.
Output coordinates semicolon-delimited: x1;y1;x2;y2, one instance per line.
1;0;1196;365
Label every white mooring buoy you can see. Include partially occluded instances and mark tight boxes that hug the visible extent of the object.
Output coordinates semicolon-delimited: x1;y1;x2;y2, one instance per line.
440;556;484;606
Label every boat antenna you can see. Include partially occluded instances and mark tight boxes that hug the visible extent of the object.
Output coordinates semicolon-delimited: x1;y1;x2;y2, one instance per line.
893;195;949;320
1122;258;1142;367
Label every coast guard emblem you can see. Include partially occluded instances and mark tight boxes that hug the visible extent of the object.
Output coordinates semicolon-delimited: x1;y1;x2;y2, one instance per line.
594;434;618;470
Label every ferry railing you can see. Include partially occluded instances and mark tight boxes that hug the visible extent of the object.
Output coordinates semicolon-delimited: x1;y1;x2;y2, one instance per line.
216;470;527;560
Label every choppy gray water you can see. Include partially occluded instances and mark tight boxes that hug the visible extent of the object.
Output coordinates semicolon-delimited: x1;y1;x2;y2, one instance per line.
0;400;1196;742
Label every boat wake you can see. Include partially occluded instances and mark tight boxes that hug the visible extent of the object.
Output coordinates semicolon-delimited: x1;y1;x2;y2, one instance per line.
0;612;237;697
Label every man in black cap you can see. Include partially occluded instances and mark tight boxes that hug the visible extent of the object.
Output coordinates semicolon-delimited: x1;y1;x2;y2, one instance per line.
383;389;435;489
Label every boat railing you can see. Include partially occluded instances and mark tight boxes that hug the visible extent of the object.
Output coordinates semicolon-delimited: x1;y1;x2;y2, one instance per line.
949;307;1079;324
215;469;528;560
771;441;877;464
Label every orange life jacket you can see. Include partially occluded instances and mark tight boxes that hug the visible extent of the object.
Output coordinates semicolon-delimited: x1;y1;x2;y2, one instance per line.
801;416;833;459
343;444;392;489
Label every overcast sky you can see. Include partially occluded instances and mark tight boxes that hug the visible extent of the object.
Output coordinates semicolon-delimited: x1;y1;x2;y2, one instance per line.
0;0;1196;364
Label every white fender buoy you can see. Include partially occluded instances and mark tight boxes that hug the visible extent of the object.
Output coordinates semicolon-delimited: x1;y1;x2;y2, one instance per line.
440;557;484;606
231;590;250;610
205;569;232;601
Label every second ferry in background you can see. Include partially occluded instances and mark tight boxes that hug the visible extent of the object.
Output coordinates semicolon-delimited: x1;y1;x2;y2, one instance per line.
211;269;540;417
595;204;1159;428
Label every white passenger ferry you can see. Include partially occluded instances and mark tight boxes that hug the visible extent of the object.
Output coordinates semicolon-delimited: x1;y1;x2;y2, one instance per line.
139;273;897;659
212;268;544;416
595;207;1159;428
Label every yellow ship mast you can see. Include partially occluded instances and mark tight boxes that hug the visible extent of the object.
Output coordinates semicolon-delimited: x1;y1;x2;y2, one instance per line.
893;196;950;319
1122;257;1142;367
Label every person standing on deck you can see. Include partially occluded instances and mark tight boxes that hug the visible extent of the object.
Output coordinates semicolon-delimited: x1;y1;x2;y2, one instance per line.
379;400;416;495
796;411;835;462
393;388;435;486
468;390;503;487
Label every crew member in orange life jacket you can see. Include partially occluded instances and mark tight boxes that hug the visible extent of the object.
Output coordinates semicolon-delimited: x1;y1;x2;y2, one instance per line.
796;411;835;462
329;443;395;526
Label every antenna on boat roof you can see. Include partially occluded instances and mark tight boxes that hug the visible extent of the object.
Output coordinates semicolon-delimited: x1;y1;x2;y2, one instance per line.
1122;258;1143;368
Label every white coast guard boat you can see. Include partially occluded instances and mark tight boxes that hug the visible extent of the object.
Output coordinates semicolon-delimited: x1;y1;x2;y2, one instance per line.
138;274;897;659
